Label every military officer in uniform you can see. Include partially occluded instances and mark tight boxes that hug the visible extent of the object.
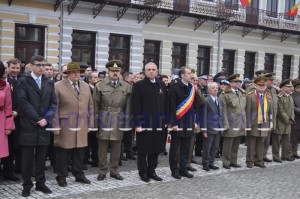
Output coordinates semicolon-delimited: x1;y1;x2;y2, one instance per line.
263;72;278;162
272;79;295;162
246;75;272;168
93;60;131;181
246;70;267;94
221;74;246;169
291;80;300;159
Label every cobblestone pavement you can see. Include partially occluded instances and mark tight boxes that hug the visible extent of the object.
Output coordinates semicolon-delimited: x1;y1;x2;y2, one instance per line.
1;145;300;199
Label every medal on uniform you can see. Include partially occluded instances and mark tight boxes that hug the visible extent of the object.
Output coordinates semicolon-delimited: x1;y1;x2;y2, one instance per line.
10;84;13;91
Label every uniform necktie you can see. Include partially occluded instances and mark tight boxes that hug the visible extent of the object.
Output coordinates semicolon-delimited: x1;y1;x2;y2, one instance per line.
36;78;41;89
215;98;218;107
113;81;116;87
72;82;79;96
235;90;239;96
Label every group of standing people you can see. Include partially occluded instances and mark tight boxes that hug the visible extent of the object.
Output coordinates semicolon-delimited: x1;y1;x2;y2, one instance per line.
0;55;300;197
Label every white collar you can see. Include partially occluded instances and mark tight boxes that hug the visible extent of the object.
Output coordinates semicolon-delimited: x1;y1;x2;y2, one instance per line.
181;80;188;86
150;79;156;83
210;95;217;101
89;83;94;89
231;88;238;93
31;72;41;81
68;78;78;86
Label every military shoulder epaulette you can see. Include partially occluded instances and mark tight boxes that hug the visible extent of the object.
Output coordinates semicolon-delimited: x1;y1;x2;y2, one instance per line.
224;87;232;93
239;88;246;93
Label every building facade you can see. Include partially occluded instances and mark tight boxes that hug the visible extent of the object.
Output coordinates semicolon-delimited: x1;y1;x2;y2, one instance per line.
0;0;299;79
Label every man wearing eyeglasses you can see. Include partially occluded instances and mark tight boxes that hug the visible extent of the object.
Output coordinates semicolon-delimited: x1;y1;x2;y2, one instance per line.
17;55;57;197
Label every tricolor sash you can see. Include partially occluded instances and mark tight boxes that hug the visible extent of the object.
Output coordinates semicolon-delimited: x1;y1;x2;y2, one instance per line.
176;85;196;120
256;90;268;124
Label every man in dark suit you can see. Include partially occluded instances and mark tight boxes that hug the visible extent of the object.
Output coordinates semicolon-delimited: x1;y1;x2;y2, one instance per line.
202;82;224;171
169;66;200;179
17;55;57;197
84;71;99;168
2;58;21;181
131;62;168;182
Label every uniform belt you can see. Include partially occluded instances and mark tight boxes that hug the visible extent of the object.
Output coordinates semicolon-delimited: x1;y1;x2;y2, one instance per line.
100;107;122;112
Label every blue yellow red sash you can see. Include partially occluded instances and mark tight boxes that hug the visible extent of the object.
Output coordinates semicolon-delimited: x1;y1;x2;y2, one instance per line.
176;85;196;120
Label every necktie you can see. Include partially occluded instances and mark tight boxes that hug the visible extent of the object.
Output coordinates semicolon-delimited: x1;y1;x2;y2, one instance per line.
72;82;79;96
36;78;41;89
113;81;116;87
235;90;239;96
215;98;220;113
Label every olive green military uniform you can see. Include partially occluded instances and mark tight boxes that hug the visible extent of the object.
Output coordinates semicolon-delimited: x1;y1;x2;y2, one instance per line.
272;82;295;161
93;60;132;176
263;86;278;159
221;74;246;167
246;89;272;166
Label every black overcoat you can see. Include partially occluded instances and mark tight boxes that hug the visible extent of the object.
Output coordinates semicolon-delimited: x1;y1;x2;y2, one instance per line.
131;77;168;154
17;73;57;146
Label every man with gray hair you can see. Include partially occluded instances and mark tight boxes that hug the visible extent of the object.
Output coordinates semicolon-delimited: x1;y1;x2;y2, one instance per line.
132;62;168;182
202;82;224;171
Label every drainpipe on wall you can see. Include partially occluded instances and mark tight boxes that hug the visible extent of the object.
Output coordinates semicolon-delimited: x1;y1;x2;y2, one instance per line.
58;1;64;66
217;21;221;73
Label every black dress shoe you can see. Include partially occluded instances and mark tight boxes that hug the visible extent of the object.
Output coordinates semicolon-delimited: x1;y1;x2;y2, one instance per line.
223;164;231;169
56;177;67;187
140;174;150;182
126;154;136;160
195;152;202;157
3;174;20;181
22;188;31;197
293;154;300;159
230;163;241;168
254;163;266;168
282;157;295;161
76;176;91;184
263;158;272;162
35;185;52;194
171;172;181;179
91;163;99;167
110;174;124;180
203;165;210;171
187;166;197;172
209;165;219;170
163;151;168;155
148;173;163;181
97;174;106;181
179;170;194;178
273;158;283;163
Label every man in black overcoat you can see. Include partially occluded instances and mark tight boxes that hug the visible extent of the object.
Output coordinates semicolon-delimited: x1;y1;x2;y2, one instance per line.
131;62;168;182
169;66;200;179
17;55;57;197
